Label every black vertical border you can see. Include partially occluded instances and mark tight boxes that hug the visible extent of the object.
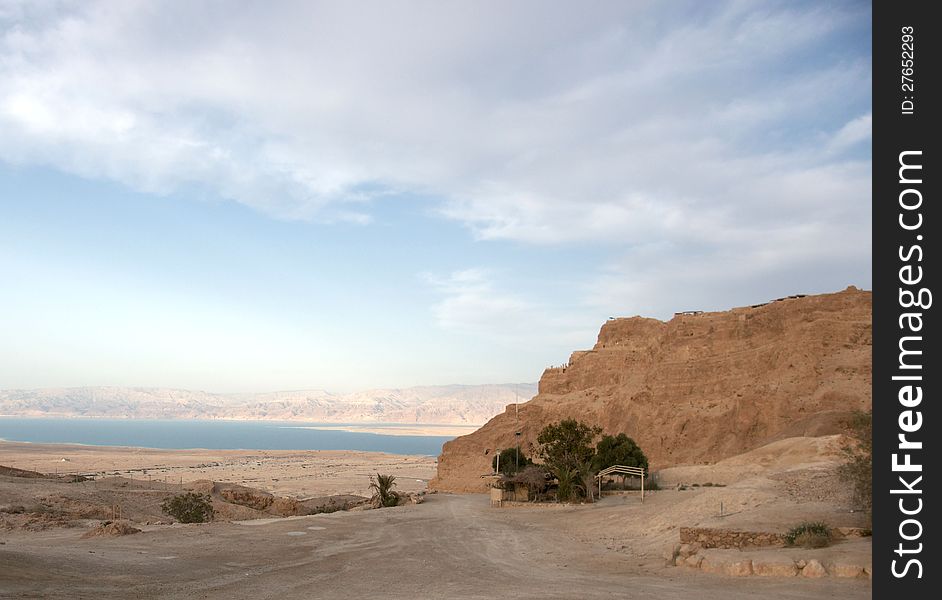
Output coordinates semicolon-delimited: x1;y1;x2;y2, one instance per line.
873;1;938;596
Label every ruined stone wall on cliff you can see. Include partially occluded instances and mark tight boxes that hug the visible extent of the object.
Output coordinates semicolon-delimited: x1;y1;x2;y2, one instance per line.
430;287;871;493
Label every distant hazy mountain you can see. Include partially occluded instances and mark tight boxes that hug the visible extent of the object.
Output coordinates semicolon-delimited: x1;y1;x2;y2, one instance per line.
0;384;538;425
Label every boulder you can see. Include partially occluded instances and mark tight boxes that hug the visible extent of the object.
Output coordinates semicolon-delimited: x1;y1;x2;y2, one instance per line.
801;559;828;578
753;559;798;577
699;557;725;575
724;560;753;577
827;562;865;578
684;555;704;568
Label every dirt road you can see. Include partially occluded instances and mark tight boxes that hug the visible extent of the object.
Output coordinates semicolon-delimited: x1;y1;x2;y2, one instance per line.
0;494;869;599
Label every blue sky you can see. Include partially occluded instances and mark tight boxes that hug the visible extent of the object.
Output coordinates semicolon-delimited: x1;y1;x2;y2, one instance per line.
0;1;871;393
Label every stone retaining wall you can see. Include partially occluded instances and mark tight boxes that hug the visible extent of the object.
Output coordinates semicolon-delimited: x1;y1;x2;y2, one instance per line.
679;527;785;549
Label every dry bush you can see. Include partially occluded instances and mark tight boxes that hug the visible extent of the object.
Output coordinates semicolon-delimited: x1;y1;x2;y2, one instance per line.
785;522;831;548
160;492;214;523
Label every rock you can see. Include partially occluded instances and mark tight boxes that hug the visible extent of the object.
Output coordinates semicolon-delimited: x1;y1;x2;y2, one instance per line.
796;559;807;569
271;497;304;516
431;288;872;492
699;557;725;575
828;562;864;578
801;559;828;578
219;486;274;511
724;560;753;577
684;555;704;568
753;559;798;577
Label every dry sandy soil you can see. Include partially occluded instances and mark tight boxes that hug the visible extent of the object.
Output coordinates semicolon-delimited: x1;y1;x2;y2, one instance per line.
0;441;436;498
0;493;870;600
0;438;871;599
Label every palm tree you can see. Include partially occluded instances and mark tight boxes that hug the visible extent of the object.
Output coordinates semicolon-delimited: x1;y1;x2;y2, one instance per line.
369;473;398;507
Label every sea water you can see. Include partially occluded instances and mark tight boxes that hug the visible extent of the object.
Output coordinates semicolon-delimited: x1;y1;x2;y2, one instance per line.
0;417;453;456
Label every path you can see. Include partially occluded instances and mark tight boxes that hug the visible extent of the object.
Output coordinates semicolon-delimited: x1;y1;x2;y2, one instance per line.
0;494;870;599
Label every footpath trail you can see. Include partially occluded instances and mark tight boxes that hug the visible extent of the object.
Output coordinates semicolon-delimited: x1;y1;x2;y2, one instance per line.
0;494;869;599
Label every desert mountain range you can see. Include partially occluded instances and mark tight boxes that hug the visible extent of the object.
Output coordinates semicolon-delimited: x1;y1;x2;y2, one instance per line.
432;287;871;492
0;383;537;425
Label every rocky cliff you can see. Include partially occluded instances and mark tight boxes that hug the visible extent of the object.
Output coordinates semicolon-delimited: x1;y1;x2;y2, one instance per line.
430;287;871;492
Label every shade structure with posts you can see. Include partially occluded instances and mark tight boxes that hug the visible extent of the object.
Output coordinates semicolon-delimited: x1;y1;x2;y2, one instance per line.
596;465;647;502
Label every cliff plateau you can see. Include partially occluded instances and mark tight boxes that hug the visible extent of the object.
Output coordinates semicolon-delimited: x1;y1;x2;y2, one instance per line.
431;287;871;492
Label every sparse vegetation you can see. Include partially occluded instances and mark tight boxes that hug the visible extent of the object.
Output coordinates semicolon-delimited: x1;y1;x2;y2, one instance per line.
160;492;214;523
369;473;399;508
838;410;872;524
492;446;532;476
784;522;832;548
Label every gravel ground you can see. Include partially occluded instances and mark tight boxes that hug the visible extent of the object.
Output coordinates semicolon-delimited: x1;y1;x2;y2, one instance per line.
0;494;869;600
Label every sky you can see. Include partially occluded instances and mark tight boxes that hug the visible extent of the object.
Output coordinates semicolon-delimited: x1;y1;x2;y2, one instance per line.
0;0;872;393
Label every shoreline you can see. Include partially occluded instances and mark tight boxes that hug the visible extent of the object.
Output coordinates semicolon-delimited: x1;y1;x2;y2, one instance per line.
0;415;480;438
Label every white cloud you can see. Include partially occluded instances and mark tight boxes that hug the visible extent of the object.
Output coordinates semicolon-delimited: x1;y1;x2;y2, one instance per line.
1;1;871;331
1;1;869;232
826;112;872;154
424;268;594;347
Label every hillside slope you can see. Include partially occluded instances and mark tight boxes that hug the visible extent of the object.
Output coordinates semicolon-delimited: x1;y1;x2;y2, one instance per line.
0;383;537;426
431;287;871;492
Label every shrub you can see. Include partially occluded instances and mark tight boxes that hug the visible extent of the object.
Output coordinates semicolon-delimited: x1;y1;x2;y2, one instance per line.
784;522;831;548
161;492;214;523
369;473;399;508
492;446;532;476
554;467;579;502
838;411;872;524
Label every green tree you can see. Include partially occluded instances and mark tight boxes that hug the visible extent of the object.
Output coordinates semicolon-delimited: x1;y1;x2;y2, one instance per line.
492;446;532;475
369;473;399;508
593;433;648;472
537;419;601;502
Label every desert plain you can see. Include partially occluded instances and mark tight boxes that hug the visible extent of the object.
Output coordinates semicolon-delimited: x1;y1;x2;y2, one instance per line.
1;436;871;599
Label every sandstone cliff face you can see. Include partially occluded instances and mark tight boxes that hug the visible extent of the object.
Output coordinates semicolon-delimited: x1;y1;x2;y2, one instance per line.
430;287;871;493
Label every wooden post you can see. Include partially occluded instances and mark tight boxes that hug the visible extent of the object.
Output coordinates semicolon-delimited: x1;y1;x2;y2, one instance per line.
641;472;645;503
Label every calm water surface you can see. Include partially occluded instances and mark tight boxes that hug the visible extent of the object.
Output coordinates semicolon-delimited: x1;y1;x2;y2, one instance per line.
0;418;453;456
